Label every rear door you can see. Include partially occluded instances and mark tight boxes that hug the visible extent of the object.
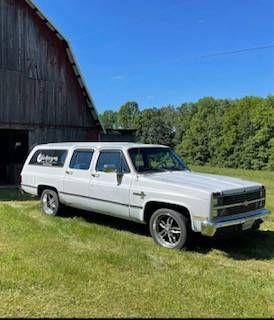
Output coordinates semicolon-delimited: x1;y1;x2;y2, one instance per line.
62;149;94;210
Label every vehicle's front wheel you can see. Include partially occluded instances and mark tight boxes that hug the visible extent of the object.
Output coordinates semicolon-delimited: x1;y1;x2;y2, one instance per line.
41;189;60;216
149;208;188;249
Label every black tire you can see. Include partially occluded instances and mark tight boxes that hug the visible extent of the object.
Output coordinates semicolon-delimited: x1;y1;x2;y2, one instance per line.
41;189;60;216
149;208;188;249
251;219;262;231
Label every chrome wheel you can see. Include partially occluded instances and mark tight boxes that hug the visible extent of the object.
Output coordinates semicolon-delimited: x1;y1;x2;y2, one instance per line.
153;214;182;248
150;208;188;249
42;190;58;215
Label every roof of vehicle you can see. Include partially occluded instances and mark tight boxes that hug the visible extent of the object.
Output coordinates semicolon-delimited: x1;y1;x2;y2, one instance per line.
35;142;170;150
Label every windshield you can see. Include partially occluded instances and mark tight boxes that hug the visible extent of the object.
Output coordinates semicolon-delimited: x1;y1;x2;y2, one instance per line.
128;147;189;173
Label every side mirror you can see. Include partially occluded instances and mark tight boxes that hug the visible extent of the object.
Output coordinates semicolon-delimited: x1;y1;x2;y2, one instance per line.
103;164;124;184
103;164;116;173
116;170;124;179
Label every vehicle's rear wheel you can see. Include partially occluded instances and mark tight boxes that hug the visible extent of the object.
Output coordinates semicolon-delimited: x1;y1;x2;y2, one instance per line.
41;189;60;216
149;208;188;249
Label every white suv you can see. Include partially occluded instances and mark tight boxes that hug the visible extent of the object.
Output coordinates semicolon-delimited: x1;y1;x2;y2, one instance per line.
21;142;270;249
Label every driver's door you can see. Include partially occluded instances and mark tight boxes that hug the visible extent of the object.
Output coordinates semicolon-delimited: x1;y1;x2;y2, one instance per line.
89;149;132;218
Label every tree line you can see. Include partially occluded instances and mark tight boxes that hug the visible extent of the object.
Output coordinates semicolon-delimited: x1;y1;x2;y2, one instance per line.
100;97;274;170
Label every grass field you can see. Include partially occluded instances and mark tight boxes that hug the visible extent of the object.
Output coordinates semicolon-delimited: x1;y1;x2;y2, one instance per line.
0;166;273;318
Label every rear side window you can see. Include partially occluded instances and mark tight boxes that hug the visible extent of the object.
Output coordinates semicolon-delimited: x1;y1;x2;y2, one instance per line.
29;149;68;167
69;150;94;170
96;151;130;173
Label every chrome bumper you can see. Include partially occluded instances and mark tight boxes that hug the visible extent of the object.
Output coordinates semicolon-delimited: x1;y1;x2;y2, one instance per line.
201;208;270;237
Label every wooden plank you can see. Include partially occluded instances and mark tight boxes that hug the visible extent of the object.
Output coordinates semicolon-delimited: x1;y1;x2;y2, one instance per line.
0;0;97;130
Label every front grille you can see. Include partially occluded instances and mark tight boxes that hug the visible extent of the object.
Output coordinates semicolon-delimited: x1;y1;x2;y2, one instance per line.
217;200;265;217
213;187;265;218
222;190;262;206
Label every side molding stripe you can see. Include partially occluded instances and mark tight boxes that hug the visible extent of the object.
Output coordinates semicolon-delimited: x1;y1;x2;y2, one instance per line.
59;191;143;210
21;185;143;210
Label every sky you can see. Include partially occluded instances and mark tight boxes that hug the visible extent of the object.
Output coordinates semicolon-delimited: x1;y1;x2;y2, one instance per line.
34;0;274;112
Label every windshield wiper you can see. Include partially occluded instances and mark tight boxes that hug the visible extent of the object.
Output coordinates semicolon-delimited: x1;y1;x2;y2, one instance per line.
165;168;185;172
139;168;168;173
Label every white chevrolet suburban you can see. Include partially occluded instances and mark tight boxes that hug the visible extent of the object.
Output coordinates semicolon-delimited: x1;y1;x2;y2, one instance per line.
21;142;270;249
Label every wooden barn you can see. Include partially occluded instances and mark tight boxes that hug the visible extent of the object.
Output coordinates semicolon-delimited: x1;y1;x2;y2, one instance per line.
0;0;103;184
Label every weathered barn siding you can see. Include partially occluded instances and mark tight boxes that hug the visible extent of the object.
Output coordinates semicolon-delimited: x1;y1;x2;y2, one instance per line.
0;0;102;184
0;0;99;131
28;128;98;150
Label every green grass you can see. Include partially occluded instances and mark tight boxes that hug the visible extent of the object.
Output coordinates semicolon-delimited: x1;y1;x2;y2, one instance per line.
0;166;273;318
0;187;36;202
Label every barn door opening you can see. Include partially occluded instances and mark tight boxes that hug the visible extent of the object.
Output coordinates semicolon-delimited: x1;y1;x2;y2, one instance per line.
0;129;29;185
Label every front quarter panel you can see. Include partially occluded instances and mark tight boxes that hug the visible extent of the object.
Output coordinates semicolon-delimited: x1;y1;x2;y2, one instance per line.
130;175;211;230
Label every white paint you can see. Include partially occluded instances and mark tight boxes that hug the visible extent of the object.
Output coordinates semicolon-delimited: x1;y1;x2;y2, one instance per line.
21;142;269;234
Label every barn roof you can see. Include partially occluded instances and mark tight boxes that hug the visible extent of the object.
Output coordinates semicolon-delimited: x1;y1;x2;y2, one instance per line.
24;0;105;132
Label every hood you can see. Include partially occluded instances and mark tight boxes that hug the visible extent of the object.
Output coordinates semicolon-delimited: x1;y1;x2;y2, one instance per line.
140;170;262;195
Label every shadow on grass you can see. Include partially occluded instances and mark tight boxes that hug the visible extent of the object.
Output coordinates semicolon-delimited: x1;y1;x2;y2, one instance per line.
188;230;274;261
61;207;149;237
0;187;37;202
2;187;273;261
61;207;274;261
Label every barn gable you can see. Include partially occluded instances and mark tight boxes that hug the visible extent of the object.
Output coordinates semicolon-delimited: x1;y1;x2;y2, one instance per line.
25;0;102;128
0;0;104;184
0;0;103;130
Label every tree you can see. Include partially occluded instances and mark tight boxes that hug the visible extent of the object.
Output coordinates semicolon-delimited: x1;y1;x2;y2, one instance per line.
135;108;175;146
100;95;274;171
176;97;219;165
268;137;274;170
174;103;195;146
100;110;118;129
117;101;139;128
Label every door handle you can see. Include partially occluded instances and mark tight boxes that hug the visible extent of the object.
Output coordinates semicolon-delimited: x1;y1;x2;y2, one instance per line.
65;170;73;175
91;173;100;178
133;191;146;199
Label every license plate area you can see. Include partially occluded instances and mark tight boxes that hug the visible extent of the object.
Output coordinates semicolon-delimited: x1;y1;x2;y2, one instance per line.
242;220;254;231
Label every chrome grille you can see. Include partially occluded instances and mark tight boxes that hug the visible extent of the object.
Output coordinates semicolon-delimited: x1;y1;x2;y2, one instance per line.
212;187;265;218
217;200;265;217
222;190;262;206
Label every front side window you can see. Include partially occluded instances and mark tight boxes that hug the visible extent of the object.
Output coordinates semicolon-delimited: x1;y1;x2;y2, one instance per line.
69;150;94;170
96;151;130;173
128;147;188;173
29;149;68;167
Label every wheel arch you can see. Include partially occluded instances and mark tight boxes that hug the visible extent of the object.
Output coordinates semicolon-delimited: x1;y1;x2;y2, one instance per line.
38;185;59;198
143;201;192;225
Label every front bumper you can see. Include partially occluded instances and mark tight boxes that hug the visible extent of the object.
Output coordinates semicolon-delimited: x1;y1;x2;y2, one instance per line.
201;208;270;237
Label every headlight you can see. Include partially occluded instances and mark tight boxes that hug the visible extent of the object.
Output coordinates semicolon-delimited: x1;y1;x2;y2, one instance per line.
212;192;223;207
212;208;218;218
212;192;223;218
212;198;218;206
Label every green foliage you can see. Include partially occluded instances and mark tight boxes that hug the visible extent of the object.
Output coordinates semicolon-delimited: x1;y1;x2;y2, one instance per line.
135;108;176;146
100;96;274;170
117;101;139;128
100;101;140;129
99;110;118;129
268;138;274;170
